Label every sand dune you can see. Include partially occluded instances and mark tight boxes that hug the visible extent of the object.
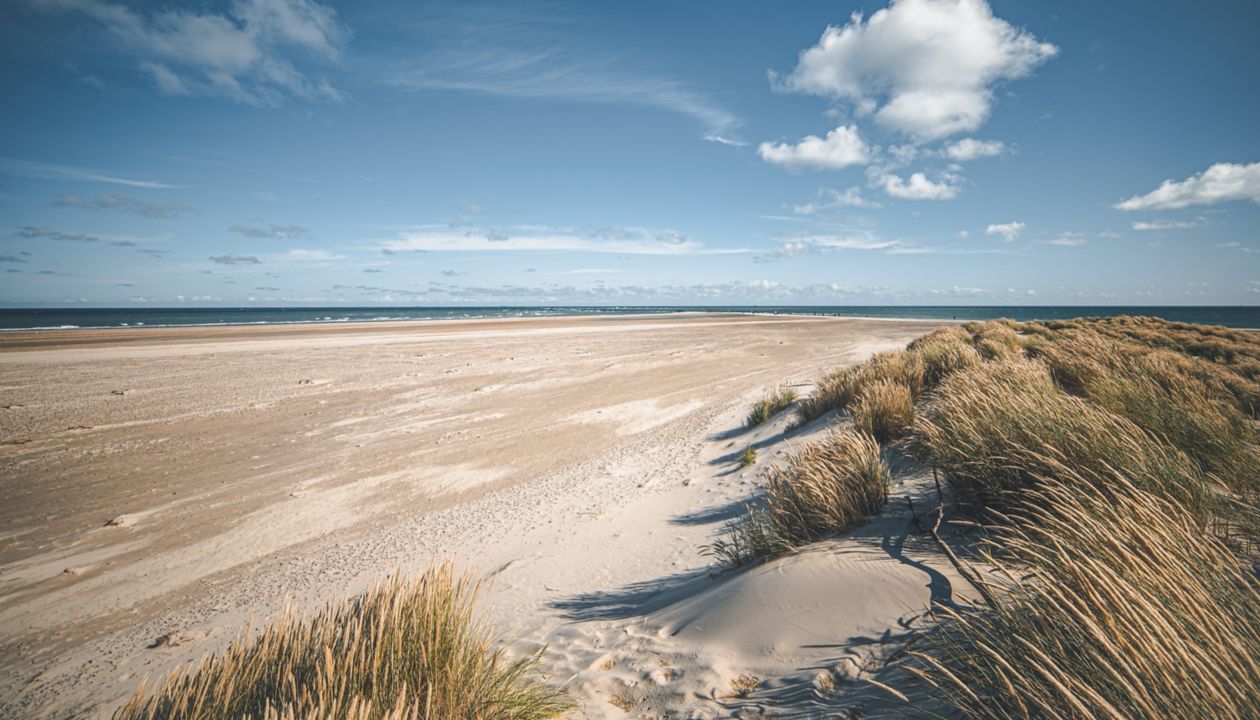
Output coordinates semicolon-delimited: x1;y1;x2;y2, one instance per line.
0;312;953;717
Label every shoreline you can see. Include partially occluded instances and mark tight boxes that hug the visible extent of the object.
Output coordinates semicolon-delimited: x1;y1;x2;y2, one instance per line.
3;305;1258;335
0;309;961;335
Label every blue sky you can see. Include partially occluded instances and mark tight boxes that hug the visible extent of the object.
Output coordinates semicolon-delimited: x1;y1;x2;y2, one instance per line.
1;0;1258;306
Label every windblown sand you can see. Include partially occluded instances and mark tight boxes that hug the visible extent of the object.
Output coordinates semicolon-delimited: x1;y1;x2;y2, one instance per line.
0;312;966;717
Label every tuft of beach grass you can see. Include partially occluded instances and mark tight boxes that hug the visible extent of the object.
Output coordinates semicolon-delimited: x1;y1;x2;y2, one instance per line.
114;565;571;720
746;385;798;428
851;379;914;444
707;430;889;566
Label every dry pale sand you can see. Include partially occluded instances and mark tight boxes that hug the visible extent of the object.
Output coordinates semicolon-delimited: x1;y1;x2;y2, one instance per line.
0;312;971;718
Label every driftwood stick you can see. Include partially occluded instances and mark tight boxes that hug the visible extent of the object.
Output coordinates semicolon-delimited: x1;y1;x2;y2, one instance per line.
925;503;1000;609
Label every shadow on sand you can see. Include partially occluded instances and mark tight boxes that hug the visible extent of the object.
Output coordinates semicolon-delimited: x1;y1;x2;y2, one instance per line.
667;496;753;526
549;566;717;622
550;459;974;717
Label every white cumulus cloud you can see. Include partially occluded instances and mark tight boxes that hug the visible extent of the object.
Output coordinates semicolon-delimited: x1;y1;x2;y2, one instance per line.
985;221;1024;241
945;138;1006;160
774;0;1056;141
758;125;870;170
1115;162;1260;210
877;171;961;200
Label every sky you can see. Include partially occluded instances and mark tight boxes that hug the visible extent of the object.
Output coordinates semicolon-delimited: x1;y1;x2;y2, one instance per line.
1;0;1258;307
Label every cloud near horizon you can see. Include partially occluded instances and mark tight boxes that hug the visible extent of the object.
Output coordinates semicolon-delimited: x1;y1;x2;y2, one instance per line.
382;226;746;255
764;233;927;260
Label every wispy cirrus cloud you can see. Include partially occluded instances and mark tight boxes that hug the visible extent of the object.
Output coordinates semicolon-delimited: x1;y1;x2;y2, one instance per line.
792;186;883;214
1;157;179;189
15;225;100;242
1045;231;1086;247
57;192;194;218
759;232;927;261
1215;242;1256;254
1131;217;1207;231
380;5;740;141
33;0;348;106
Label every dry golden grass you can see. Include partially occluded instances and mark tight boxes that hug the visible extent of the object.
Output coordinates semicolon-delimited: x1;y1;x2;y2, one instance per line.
114;565;570;720
851;380;914;444
742;315;1260;716
967;321;1024;361
746;384;798;427
908;327;982;389
795;350;929;427
906;464;1260;720
907;325;973;351
1030;332;1260;505
795;365;864;425
913;358;1214;522
865;350;927;398
1045;316;1260;413
707;430;888;566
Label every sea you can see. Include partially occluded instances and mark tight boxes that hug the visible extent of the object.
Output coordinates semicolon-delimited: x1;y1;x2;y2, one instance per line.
1;306;1258;331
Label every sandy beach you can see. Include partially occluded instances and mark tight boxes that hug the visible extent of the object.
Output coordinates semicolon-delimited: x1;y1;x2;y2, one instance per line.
0;312;974;717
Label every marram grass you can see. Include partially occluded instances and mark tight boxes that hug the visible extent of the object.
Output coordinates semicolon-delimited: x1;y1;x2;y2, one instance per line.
1029;330;1260;502
707;430;888;566
851;379;914;444
905;464;1260;720
746;384;798;427
114;565;570;720
732;315;1260;717
912;357;1215;522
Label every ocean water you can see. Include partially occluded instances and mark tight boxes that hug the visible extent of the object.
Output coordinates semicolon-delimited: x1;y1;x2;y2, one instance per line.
0;305;1258;331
